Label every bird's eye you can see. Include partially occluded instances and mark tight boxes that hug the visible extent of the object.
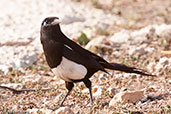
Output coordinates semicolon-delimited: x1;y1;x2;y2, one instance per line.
42;21;48;27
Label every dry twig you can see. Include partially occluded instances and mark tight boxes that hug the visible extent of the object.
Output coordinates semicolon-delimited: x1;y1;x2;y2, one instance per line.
0;85;51;94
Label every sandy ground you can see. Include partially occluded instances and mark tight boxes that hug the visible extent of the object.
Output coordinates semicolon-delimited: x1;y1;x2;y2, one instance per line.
0;0;171;113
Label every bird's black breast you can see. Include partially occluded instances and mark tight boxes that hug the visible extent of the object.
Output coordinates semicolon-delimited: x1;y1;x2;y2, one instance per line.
41;39;64;68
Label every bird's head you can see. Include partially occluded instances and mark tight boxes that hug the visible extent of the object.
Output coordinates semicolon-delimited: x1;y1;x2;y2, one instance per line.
42;17;61;27
41;17;61;34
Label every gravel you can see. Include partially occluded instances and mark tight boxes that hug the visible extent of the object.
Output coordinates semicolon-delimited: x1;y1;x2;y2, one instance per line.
0;0;117;73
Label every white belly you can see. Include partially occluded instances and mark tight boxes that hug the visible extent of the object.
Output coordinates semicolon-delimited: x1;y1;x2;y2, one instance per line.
52;57;87;82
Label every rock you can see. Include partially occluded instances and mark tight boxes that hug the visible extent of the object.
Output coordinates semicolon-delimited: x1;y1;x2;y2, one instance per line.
155;24;171;38
169;80;171;84
115;73;136;78
115;74;124;78
20;74;43;83
130;26;149;43
18;54;37;68
0;94;8;99
127;44;148;56
107;87;118;95
120;87;128;92
51;77;65;85
99;73;109;83
85;36;105;51
0;46;38;73
110;30;130;43
109;90;144;107
147;61;156;73
0;64;10;75
127;45;137;56
54;93;63;102
110;24;171;45
93;85;103;97
0;83;25;89
146;85;158;92
141;94;162;103
147;57;171;74
26;108;52;114
61;14;85;25
131;24;171;42
54;107;74;114
155;57;171;75
82;85;103;97
96;0;113;9
161;51;171;55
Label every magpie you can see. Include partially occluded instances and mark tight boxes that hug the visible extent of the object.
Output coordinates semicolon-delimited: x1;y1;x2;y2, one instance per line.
40;17;154;106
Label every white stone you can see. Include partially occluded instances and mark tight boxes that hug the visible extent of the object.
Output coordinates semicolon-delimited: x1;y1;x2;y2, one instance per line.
169;80;171;84
54;107;74;114
107;87;118;95
61;14;85;25
82;85;103;97
99;73;109;83
110;30;130;43
0;65;10;75
97;0;113;8
155;57;171;75
155;24;171;36
93;85;103;97
85;36;105;51
54;93;63;102
0;83;25;89
20;74;43;83
109;90;144;107
26;108;52;114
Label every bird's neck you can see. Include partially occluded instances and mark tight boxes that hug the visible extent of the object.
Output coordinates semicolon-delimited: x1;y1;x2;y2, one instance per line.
41;25;63;41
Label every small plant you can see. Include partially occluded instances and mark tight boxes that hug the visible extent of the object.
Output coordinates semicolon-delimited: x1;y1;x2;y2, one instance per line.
77;32;89;45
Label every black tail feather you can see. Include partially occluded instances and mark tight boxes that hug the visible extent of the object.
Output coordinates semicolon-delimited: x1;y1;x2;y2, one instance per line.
100;62;154;76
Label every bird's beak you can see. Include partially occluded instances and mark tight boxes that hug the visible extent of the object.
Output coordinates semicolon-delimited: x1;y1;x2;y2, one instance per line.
51;18;61;25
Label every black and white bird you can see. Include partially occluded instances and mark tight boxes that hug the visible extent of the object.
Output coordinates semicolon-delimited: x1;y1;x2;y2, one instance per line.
40;17;154;106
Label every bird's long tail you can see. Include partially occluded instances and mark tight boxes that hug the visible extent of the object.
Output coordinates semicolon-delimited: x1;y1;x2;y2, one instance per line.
100;62;154;76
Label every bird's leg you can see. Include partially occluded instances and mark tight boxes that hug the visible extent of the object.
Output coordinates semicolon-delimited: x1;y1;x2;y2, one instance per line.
60;82;74;106
83;79;93;105
60;90;70;106
88;87;93;104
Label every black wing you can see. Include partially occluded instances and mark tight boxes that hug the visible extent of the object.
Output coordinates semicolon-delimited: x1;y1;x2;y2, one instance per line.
62;44;106;73
61;36;108;73
62;35;109;64
62;37;154;76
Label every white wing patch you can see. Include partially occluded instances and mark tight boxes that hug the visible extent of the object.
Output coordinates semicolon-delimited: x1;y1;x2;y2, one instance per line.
64;44;72;50
52;57;87;82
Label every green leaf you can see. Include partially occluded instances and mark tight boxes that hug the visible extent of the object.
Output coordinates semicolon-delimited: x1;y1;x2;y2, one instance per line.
77;32;89;45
